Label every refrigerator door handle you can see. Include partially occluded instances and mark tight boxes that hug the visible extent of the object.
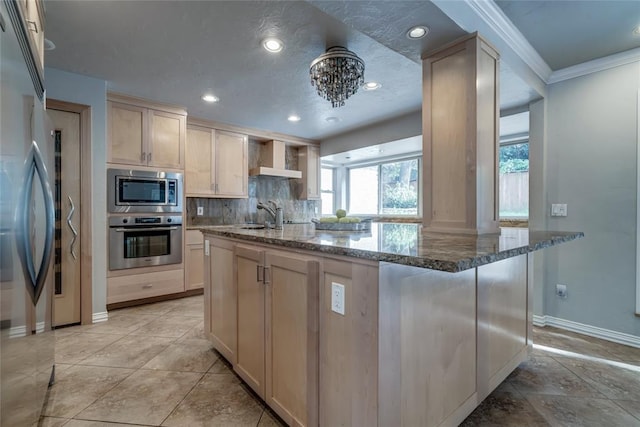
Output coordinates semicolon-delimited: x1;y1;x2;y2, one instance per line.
66;196;78;260
15;141;55;306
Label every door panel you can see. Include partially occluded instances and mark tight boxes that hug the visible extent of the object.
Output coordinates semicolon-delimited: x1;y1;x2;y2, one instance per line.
49;109;81;326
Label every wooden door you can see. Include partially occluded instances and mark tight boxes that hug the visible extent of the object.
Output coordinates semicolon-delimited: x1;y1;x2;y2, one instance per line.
300;146;320;200
234;244;265;398
215;130;248;197
49;109;81;326
185;230;204;291
149;109;184;169
108;101;146;165
205;238;237;362
265;251;319;427
185;126;214;196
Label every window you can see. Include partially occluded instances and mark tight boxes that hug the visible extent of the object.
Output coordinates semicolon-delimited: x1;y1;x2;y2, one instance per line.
348;157;419;216
499;142;529;218
320;167;335;215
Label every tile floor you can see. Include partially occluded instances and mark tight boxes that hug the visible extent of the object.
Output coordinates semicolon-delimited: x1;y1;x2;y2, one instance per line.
38;295;640;426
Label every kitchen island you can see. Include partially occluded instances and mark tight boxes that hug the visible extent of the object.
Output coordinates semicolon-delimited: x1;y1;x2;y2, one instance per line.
199;223;582;427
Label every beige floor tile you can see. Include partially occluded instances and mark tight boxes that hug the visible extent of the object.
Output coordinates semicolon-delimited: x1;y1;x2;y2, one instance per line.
506;356;603;397
161;373;263;427
175;321;208;344
142;342;218;372
78;335;173;369
601;341;640;364
533;326;626;361
55;333;124;364
43;365;134;418
461;383;550;426
34;416;69;427
80;313;157;335
64;420;153;426
525;394;640;426
258;408;287;426
111;299;182;317
554;355;640;401
128;315;202;338
614;400;640;421
76;370;202;425
208;357;234;375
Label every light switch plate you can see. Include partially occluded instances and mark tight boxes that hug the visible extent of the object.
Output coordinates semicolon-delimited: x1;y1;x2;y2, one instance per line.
551;204;567;217
204;240;210;256
331;282;345;315
197;206;204;216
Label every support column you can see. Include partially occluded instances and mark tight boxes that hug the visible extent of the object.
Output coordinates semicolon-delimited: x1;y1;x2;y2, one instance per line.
422;33;500;235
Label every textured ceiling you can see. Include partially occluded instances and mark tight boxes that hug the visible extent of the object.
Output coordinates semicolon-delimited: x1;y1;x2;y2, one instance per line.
495;0;640;70
44;1;637;142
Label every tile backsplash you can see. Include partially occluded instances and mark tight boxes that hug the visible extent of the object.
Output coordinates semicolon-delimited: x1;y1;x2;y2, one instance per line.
187;142;320;226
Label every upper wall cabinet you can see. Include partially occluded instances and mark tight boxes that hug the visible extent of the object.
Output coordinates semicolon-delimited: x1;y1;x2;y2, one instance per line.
298;145;320;200
107;94;186;169
186;124;248;198
18;0;45;75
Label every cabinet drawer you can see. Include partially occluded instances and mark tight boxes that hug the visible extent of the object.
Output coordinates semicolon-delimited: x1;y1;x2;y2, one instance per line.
186;229;204;245
107;269;184;304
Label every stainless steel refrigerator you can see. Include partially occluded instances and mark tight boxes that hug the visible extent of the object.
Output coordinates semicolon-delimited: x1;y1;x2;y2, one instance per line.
1;0;55;425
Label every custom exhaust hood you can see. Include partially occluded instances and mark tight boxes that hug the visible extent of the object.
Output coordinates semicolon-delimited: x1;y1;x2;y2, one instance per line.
249;140;302;178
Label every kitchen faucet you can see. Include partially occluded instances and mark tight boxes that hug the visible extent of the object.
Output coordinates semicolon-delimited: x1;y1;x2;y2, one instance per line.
257;200;283;229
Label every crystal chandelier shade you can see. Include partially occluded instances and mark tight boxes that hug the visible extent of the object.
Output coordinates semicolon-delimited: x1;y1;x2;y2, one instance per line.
309;46;365;108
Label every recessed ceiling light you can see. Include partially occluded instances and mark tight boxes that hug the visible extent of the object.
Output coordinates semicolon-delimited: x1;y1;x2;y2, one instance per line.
44;38;56;51
325;116;340;123
201;94;219;103
262;38;284;53
406;26;429;39
287;115;301;122
362;81;381;91
633;26;640;35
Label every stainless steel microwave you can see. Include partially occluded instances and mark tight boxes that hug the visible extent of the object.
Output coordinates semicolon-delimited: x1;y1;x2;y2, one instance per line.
108;169;183;213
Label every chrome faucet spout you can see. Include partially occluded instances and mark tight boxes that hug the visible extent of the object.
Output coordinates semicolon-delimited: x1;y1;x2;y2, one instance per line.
257;202;276;219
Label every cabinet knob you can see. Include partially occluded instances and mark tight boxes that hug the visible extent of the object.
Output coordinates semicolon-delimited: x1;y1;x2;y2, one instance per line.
148;152;152;162
142;284;153;289
141;152;146;162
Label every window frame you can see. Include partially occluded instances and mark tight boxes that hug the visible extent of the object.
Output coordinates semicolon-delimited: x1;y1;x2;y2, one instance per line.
498;137;529;220
320;166;336;216
345;154;421;217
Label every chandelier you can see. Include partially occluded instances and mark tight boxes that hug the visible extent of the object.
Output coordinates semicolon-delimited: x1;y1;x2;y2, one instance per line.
309;46;365;108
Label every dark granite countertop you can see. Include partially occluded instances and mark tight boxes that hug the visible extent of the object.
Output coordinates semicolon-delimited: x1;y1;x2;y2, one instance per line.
197;223;583;273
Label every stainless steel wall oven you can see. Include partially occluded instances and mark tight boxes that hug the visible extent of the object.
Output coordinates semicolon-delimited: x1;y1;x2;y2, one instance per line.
109;215;182;270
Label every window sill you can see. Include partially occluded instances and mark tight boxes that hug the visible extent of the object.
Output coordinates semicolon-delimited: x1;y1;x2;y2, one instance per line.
499;219;529;228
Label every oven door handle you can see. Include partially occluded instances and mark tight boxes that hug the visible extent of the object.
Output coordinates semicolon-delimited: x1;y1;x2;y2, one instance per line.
113;226;180;232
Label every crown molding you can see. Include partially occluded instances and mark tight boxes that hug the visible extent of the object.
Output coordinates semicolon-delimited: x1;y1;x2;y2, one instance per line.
465;0;552;83
548;47;640;84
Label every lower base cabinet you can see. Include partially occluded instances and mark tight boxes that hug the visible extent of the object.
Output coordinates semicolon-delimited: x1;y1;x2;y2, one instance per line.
107;268;184;304
204;238;319;427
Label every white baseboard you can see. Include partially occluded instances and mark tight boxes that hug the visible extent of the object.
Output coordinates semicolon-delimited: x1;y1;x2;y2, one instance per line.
9;325;27;338
533;315;640;349
92;311;109;323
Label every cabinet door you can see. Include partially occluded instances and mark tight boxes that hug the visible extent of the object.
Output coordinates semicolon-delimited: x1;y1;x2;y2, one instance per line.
108;102;146;166
185;127;215;196
300;146;321;200
185;230;204;291
21;0;44;73
234;245;266;398
149;109;185;169
215;130;248;198
205;238;237;362
265;251;319;427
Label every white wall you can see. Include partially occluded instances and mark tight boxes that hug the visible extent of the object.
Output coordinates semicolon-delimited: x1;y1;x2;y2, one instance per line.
320;111;421;157
541;61;640;336
45;68;108;317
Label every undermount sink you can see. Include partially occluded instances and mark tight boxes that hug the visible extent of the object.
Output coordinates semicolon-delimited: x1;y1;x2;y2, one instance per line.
238;224;265;229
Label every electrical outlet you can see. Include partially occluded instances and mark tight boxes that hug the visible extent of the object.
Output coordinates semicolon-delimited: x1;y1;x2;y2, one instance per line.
551;204;567;217
556;283;567;298
197;206;204;216
331;282;345;315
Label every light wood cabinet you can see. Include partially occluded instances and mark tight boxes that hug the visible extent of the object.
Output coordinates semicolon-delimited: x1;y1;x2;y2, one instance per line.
298;145;321;200
107;268;184;305
108;96;186;169
17;0;45;75
186;125;248;198
204;237;237;363
231;243;319;426
184;230;204;291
